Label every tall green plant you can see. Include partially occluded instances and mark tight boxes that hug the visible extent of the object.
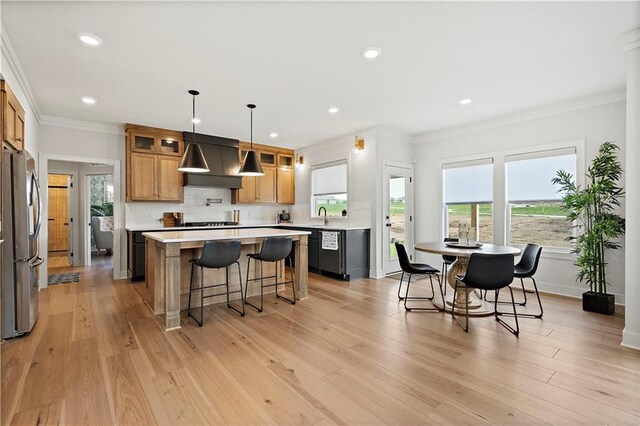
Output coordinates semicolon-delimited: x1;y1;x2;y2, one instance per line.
552;142;625;294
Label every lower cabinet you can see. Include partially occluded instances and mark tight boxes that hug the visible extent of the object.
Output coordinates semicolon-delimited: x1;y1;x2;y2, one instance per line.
287;227;370;280
128;231;146;281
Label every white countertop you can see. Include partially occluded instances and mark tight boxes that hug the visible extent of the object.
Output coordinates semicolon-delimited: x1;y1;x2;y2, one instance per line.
127;223;370;232
142;227;311;243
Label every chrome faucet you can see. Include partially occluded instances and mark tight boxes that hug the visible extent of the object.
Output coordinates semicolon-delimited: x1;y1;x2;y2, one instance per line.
318;206;328;226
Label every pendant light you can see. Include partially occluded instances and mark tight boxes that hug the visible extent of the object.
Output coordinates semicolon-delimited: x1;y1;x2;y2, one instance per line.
178;90;210;173
238;104;264;176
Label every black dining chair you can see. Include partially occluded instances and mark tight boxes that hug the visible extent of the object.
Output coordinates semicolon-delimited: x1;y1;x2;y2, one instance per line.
188;240;244;326
244;237;296;312
485;244;544;319
452;253;519;335
441;237;459;296
395;242;444;312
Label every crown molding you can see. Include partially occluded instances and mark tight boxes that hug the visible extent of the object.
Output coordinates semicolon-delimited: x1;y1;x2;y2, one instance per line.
40;115;124;136
413;89;626;144
622;28;640;51
1;29;42;122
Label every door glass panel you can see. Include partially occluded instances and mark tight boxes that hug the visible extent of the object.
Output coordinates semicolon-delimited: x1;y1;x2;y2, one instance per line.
133;135;155;151
260;152;276;165
160;138;179;154
388;176;406;260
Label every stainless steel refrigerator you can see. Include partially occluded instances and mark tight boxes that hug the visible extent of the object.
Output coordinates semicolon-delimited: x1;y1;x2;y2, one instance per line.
2;150;43;339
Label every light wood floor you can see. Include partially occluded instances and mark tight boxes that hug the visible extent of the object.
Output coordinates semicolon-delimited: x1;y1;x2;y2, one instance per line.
2;261;639;425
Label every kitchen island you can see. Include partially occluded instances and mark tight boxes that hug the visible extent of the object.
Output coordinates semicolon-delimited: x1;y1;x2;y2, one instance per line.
142;228;310;330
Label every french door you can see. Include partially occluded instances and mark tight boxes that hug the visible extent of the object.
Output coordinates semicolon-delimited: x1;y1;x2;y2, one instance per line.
382;163;414;274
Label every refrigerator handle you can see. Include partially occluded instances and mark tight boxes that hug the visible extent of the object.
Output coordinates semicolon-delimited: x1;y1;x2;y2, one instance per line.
32;174;43;239
29;256;44;268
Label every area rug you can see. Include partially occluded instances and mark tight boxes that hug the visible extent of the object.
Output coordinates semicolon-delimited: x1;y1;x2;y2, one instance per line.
48;272;80;285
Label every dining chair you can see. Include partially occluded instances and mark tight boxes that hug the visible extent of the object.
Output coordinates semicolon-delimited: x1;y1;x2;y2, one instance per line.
485;244;544;319
452;253;518;335
395;242;444;312
441;237;458;296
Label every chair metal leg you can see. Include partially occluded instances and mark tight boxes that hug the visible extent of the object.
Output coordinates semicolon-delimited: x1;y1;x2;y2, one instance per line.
451;280;469;332
397;271;405;300
224;261;245;317
199;266;204;327
442;263;448;296
403;273;441;312
499;277;543;319
483;279;527;306
244;257;265;313
495;287;520;336
276;257;296;305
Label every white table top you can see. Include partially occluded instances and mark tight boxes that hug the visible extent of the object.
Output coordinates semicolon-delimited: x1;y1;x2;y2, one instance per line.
142;227;311;243
414;242;521;257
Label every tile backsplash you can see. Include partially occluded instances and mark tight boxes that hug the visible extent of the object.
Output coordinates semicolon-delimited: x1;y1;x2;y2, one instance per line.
125;187;372;228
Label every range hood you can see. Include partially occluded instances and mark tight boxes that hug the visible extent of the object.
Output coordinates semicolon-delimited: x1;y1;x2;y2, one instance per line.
182;132;243;189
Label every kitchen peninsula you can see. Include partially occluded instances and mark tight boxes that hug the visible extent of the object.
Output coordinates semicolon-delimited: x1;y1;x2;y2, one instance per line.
142;228;310;330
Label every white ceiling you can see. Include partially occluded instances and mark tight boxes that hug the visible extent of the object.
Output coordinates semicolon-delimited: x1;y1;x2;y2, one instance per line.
2;1;637;148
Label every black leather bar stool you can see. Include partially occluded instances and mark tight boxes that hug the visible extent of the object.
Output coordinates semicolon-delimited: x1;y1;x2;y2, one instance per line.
244;237;296;312
452;253;518;335
188;240;244;327
395;242;444;312
441;237;458;296
484;244;544;318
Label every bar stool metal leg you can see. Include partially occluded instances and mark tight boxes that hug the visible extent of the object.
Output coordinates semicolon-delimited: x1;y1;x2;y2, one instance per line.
275;257;296;305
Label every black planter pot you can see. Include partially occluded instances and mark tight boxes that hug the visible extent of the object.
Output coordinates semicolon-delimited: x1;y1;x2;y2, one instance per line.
582;291;615;315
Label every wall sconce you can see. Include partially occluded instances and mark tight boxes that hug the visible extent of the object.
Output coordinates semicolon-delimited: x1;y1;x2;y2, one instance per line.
354;135;365;153
295;153;304;167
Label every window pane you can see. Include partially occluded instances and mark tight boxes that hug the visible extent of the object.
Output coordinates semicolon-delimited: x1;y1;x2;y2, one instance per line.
510;201;571;248
313;194;347;217
443;162;493;204
447;203;493;242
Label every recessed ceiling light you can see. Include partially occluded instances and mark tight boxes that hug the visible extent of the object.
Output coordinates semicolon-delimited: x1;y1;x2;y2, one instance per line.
77;33;103;46
362;47;381;60
81;96;97;105
191;117;201;124
269;132;278;138
459;98;472;105
328;107;339;114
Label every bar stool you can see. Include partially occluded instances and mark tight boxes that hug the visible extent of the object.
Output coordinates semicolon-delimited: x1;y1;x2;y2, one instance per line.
244;236;296;312
188;240;244;327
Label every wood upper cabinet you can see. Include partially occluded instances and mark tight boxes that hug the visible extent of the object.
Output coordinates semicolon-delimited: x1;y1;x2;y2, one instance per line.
233;142;295;204
126;124;184;202
2;81;26;151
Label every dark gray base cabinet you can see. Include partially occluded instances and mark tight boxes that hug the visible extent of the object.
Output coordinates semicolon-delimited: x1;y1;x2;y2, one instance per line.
127;231;146;281
286;227;370;281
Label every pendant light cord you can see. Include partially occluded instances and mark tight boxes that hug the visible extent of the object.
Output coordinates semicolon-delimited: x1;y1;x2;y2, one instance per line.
192;93;196;143
250;107;253;150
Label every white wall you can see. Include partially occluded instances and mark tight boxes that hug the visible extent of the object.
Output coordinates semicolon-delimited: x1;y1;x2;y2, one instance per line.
413;98;627;302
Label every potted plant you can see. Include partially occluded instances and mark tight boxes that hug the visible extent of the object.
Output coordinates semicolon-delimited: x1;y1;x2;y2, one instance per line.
552;142;625;315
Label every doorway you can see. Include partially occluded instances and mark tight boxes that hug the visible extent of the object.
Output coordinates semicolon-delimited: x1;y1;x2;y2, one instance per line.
382;162;414;274
87;173;114;268
47;174;73;268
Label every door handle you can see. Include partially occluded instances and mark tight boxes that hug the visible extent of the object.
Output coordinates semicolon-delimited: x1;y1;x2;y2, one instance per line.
386;223;392;227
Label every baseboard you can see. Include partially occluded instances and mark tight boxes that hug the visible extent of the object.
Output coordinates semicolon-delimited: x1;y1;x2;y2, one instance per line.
369;269;385;279
622;329;640;350
537;281;625;306
116;270;129;280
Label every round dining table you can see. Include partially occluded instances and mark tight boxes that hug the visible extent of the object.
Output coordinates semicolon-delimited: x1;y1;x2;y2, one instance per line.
414;242;522;316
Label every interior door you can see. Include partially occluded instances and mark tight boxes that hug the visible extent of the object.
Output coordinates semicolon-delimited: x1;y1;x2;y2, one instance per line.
47;174;69;252
66;175;74;266
382;164;413;274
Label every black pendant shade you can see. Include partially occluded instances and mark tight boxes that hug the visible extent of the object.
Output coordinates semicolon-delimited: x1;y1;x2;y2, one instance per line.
239;103;265;176
239;150;264;176
178;142;209;173
178;89;210;173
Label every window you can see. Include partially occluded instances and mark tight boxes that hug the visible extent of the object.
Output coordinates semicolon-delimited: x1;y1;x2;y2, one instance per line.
506;148;577;248
311;160;347;217
443;159;493;242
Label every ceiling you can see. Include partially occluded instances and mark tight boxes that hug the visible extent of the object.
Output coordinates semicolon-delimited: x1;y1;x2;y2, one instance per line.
2;1;637;148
